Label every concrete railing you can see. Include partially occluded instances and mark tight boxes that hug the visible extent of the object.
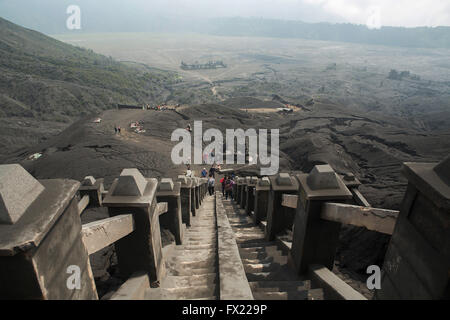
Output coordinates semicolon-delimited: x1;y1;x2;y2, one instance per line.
281;196;399;235
231;155;450;300
216;192;254;300
0;164;209;300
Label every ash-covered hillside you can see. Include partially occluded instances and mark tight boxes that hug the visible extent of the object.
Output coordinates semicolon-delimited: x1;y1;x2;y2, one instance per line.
0;17;179;155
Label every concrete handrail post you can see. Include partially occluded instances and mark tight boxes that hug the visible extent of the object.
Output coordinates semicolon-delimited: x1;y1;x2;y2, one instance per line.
200;178;204;200
375;156;450;299
236;177;244;204
266;173;299;241
178;175;193;227
0;164;98;299
240;177;249;209
254;177;271;225
103;169;164;283
157;178;183;245
201;178;207;200
245;177;258;216
339;172;370;207
79;176;105;207
194;178;200;209
232;176;239;203
190;178;197;217
290;165;352;275
198;178;203;203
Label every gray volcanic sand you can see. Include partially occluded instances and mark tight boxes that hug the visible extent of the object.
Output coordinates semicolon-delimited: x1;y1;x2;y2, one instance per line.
2;98;449;298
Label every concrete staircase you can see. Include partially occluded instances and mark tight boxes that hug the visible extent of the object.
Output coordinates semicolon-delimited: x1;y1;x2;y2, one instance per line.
220;195;324;300
145;195;219;300
145;191;324;300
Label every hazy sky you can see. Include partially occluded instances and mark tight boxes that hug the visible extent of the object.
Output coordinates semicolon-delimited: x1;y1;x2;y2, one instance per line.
0;0;449;28
151;0;450;27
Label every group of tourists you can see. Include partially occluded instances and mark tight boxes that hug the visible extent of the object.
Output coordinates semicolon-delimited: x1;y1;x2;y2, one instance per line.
220;175;235;200
185;164;235;199
207;174;235;198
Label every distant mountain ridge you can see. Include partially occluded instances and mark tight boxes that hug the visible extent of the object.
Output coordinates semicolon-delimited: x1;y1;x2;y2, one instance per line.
208;17;450;49
0;1;449;49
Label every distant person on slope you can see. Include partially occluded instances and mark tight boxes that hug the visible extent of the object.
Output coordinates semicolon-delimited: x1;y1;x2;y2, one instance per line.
201;168;208;177
207;175;215;196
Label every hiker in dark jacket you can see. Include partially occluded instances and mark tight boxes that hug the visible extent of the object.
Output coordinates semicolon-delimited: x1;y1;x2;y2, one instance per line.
209;165;216;178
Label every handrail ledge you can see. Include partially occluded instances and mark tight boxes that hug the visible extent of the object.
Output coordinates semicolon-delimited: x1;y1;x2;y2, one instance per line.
82;214;135;255
320;202;398;235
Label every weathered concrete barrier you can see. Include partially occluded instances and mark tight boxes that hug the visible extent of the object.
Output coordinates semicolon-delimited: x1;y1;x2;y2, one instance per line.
79;176;104;207
265;173;299;241
232;176;239;202
0;164;98;299
240;177;249;209
290;165;352;274
198;178;203;204
308;264;367;300
340;172;371;207
216;193;254;300
82;214;135;255
190;177;197;217
236;177;245;205
201;178;208;201
254;177;271;225
157;178;183;245
110;271;149;300
178;175;193;227
194;178;200;209
375;156;450;300
103;169;165;283
245;177;258;216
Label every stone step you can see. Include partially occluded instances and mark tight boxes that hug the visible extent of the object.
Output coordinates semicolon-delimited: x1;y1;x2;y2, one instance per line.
176;244;217;250
162;274;217;288
167;258;217;270
232;227;265;232
184;241;216;246
186;230;216;234
229;221;253;225
146;285;218;300
235;233;266;238
185;237;216;242
238;245;280;253
239;251;272;260
238;241;277;249
245;268;301;282
242;254;288;265
249;280;311;292
168;267;216;276
236;238;267;244
244;262;286;273
252;289;324;300
228;220;254;228
174;249;216;260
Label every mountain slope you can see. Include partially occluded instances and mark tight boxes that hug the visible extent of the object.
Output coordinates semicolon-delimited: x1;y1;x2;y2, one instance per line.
0;16;177;120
